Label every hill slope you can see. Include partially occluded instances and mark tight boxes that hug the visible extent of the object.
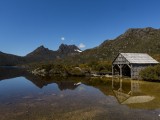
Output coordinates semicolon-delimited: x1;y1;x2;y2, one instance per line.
0;51;25;66
65;27;160;64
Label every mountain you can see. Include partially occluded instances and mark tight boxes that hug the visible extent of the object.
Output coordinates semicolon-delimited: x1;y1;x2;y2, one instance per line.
25;44;82;62
65;27;160;63
25;45;58;62
0;44;82;66
1;27;160;66
58;44;81;53
57;44;82;57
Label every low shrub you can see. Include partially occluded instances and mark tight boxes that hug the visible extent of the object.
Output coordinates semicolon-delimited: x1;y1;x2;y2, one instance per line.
140;65;160;81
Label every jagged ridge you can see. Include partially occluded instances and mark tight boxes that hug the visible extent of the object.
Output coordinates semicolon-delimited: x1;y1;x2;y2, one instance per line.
0;44;81;66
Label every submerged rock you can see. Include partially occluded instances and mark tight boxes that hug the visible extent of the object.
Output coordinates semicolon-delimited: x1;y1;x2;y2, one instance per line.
32;68;47;76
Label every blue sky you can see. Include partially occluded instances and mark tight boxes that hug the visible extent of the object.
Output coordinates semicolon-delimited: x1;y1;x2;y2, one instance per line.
0;0;160;56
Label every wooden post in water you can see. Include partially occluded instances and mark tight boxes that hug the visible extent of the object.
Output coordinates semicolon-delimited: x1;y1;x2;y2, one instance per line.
119;64;122;78
131;64;133;79
112;65;114;76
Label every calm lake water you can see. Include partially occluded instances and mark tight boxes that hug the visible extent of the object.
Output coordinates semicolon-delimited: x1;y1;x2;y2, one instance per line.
0;67;160;120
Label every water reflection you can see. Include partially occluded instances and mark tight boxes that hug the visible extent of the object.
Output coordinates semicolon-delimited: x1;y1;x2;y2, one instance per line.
0;67;160;109
112;77;155;104
0;67;160;120
0;67;79;90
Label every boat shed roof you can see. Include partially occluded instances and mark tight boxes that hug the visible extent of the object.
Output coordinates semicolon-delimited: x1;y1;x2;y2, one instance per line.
120;53;159;64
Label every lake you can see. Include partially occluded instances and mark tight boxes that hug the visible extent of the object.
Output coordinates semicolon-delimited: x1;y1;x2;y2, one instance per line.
0;67;160;120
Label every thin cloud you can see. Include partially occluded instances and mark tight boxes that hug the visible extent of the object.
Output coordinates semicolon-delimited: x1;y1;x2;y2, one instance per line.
61;37;65;41
79;43;86;49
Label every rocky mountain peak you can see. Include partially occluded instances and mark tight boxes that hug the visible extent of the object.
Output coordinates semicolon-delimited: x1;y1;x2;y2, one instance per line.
121;27;159;38
35;45;49;52
25;44;81;61
26;45;52;57
58;44;81;53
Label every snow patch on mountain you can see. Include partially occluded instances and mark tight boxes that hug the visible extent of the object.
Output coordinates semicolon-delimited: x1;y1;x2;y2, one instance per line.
74;49;82;52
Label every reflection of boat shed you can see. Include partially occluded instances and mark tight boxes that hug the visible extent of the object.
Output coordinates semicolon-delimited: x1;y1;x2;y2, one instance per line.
112;53;159;79
112;78;155;104
113;89;155;104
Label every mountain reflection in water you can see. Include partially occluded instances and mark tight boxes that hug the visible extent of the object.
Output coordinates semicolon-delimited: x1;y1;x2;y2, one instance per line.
0;67;79;90
0;67;160;120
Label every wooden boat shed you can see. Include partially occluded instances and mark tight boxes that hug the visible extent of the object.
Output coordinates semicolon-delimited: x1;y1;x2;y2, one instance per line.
112;53;159;79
